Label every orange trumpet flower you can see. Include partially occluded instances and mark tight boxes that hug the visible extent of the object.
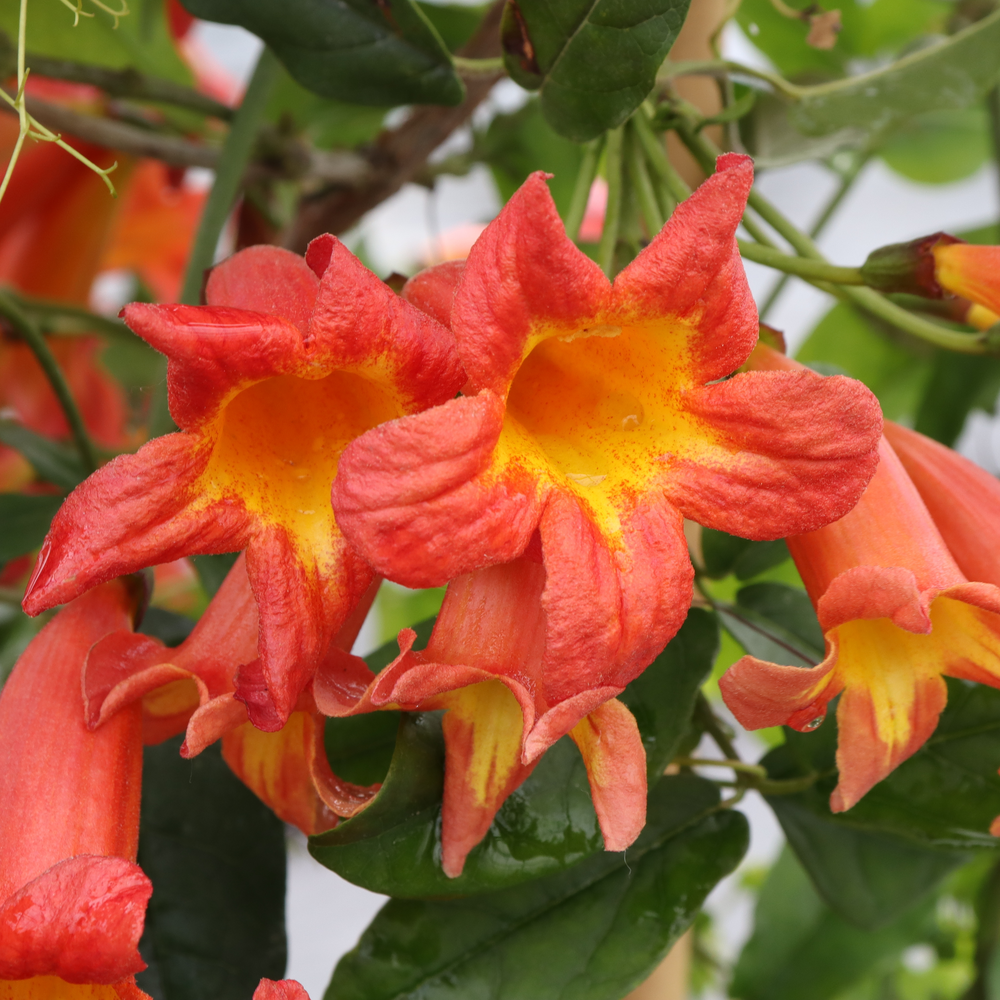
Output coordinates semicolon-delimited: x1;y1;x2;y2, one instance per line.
721;345;1000;812
0;579;151;999
24;240;464;726
319;160;881;873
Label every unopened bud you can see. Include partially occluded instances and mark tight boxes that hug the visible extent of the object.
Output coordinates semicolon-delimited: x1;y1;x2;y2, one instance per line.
860;233;962;298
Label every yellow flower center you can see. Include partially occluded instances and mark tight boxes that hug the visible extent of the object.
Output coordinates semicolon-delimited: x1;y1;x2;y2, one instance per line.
505;319;724;528
199;371;401;555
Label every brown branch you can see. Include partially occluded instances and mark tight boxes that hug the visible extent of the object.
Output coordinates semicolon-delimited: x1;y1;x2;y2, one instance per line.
283;0;506;251
2;93;370;185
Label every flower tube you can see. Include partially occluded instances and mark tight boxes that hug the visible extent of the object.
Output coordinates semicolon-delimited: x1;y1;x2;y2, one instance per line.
0;579;152;999
82;557;378;836
721;346;1000;812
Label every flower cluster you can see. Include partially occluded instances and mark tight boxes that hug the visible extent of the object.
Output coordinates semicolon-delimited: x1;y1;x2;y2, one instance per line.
3;154;889;990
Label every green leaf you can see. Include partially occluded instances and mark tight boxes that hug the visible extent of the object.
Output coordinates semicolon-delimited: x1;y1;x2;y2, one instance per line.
325;712;401;786
914;351;1000;447
480;99;585;216
0;420;87;490
416;2;488;51
326;776;747;1000
735;582;824;656
731;847;938;1000
716;597;821;669
502;0;692;142
1;0;193;84
139;607;196;648
137;738;287;999
189;553;241;598
796;303;932;423
787;11;1000;139
756;683;1000;928
620;607;719;779
179;0;463;107
265;67;389;151
701;527;790;581
768;680;1000;854
880;108;990;185
0;494;64;563
314;611;718;896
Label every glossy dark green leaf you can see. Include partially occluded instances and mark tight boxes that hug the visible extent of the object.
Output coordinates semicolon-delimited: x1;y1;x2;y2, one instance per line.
0;493;64;562
620;607;719;779
757;683;1000;928
731;847;937;1000
480;99;585;215
736;583;824;656
180;0;463;107
325;712;402;786
769;680;1000;853
137;738;287;1000
327;776;747;1000
139;607;196;648
0;421;87;490
189;552;241;598
502;0;692;141
716;601;820;669
701;528;790;582
914;351;1000;447
314;611;717;896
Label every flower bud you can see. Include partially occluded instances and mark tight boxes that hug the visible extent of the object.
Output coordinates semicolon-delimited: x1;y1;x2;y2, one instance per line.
860;232;962;297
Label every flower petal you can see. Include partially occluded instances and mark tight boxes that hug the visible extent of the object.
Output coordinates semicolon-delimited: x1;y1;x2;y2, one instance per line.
242;525;374;727
333;392;542;588
538;489;692;704
24;436;251;616
253;979;311;1000
121;304;308;430
305;234;466;409
402;260;466;328
435;681;538;878
220;712;375;835
832;625;948;811
205;245;319;333
0;856;150;984
451;171;610;394
662;370;882;539
569;699;646;852
613;153;756;382
719;652;839;732
884;420;1000;589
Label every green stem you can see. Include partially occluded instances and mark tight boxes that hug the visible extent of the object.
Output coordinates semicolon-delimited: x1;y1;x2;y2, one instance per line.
625;121;664;237
451;55;505;76
988;85;1000;243
563;137;602;242
632;108;690;203
839;285;995;354
7;289;134;341
673;121;993;352
738;239;863;284
760;154;869;319
597;125;625;279
694;693;741;762
0;288;97;472
180;46;280;307
674;757;767;778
